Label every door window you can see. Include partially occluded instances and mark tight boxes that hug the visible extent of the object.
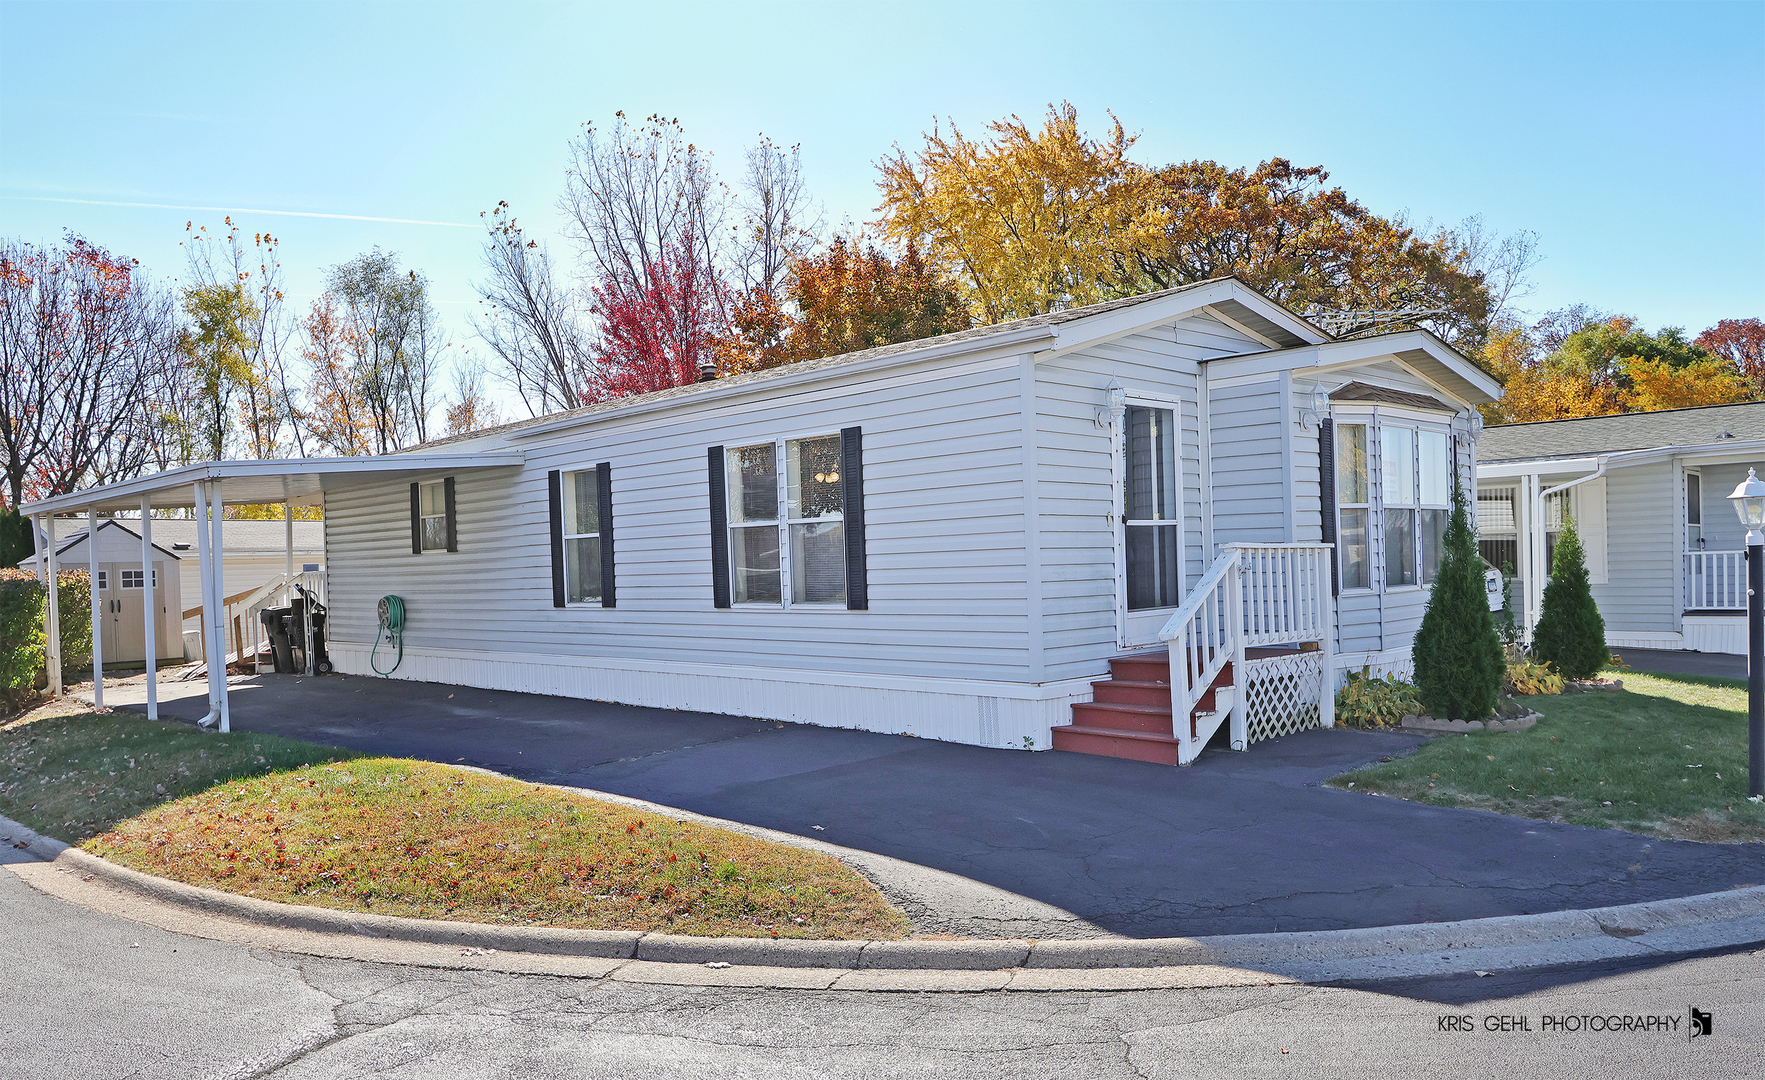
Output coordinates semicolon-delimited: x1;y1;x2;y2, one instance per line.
1124;406;1181;610
1686;471;1703;550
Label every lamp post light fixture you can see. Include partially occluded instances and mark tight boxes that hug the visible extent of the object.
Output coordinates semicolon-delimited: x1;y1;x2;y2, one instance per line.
1727;467;1765;799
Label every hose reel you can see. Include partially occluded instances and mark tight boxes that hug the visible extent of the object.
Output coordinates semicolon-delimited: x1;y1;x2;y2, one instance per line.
372;594;406;675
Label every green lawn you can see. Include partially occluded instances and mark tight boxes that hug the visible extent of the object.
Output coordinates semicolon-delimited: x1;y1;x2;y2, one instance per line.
1331;669;1765;842
2;708;910;939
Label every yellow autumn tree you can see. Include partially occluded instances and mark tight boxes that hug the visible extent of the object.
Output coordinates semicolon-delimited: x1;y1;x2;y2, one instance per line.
1621;357;1751;412
874;102;1159;323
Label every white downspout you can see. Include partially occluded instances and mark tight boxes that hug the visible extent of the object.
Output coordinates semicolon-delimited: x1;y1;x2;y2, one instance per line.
87;505;103;710
140;496;157;721
194;482;222;730
1526;459;1608;638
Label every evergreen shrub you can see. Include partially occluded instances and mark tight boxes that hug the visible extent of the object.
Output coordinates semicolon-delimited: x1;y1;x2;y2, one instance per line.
1531;516;1607;681
0;569;45;707
0;510;32;569
1413;486;1506;719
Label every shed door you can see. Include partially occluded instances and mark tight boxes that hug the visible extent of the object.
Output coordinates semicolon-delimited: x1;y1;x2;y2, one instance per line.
1118;405;1183;648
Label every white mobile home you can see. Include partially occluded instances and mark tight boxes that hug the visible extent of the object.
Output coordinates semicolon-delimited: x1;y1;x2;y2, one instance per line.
1478;402;1765;656
23;278;1500;762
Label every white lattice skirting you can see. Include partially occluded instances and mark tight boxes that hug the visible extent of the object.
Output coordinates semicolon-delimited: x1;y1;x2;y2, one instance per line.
1243;651;1325;744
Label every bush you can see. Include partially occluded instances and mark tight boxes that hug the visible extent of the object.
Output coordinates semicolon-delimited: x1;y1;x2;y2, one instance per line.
1532;514;1607;680
0;566;91;700
0;570;45;708
1504;658;1565;697
1413;486;1505;720
1335;668;1424;729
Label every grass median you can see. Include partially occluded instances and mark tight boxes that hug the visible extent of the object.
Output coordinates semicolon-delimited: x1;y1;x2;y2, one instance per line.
2;708;910;939
1330;669;1765;842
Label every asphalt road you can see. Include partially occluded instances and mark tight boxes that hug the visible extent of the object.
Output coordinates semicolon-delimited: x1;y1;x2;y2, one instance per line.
84;671;1765;938
4;843;1762;1080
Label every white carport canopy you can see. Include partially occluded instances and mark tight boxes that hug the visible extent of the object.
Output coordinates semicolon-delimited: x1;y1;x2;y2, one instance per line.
19;452;524;731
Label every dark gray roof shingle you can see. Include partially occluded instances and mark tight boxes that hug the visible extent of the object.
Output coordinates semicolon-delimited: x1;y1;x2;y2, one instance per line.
1480;402;1765;464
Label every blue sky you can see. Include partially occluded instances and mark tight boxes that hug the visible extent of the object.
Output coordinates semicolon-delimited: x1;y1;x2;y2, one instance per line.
2;0;1760;370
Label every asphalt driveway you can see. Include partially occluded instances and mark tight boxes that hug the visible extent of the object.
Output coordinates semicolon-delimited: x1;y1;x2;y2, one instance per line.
83;669;1765;939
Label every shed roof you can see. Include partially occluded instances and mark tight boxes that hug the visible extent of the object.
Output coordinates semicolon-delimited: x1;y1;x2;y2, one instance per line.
1479;402;1765;464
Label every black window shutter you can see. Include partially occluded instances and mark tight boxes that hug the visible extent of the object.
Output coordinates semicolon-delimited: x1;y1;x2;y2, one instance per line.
596;461;615;608
1319;419;1339;597
707;446;730;609
1451;433;1461;495
443;476;458;552
409;482;422;555
547;470;565;608
840;426;867;611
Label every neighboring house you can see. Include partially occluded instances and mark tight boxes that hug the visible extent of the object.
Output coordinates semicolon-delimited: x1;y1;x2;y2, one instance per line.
20;277;1500;762
16;520;185;666
1478;402;1765;655
20;518;323;658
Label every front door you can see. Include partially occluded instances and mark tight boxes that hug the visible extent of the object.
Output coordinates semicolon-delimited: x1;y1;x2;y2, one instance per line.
1118;403;1183;648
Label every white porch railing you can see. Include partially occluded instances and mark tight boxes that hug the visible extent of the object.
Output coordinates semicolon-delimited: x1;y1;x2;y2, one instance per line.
1686;551;1747;611
1159;542;1336;765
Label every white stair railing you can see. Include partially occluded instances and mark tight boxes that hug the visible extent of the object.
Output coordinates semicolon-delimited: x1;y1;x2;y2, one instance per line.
1158;542;1338;765
1159;550;1243;766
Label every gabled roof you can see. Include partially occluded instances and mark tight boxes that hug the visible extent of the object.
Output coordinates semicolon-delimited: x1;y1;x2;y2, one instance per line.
19;519;183;563
1479;402;1765;464
407;276;1333;452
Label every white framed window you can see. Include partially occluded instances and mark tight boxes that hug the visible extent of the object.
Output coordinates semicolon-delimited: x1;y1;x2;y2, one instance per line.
1382;425;1453;588
561;469;604;605
1337;418;1451;590
1123;404;1181;610
418;481;448;551
726;433;846;606
95;570;108;591
120;569;157;589
1477;486;1519;574
1336;422;1371;589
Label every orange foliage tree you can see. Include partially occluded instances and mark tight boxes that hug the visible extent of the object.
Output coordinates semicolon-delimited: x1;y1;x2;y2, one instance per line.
724;237;971;374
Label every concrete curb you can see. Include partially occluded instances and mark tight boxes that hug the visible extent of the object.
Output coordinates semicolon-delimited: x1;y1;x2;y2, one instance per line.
0;817;69;860
18;837;1765;987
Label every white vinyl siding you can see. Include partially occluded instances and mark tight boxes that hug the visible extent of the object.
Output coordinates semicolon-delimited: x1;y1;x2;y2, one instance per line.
323;350;1034;683
1032;312;1251;679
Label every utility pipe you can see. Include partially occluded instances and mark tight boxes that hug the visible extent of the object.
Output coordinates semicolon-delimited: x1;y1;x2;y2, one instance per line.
140;496;157;721
87;505;103;710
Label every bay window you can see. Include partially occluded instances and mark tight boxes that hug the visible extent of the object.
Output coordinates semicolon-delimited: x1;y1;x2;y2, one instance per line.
1336;422;1370;589
1334;417;1452;590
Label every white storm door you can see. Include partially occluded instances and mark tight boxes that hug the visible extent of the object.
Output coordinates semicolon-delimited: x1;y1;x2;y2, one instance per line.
1118;403;1183;648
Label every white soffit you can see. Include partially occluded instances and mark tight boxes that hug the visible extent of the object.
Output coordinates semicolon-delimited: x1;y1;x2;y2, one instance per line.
20;452;525;516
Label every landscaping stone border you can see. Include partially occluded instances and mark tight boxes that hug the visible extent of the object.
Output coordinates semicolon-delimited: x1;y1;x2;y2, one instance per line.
1400;711;1541;733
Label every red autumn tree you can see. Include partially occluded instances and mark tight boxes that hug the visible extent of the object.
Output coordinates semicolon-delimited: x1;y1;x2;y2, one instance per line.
724;236;971;374
586;224;731;402
1696;318;1765;395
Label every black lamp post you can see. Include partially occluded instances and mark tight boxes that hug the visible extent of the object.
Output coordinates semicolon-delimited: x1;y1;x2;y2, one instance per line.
1726;467;1765;799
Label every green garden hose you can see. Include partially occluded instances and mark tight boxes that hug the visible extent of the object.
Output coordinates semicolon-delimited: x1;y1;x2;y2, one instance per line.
371;594;406;675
